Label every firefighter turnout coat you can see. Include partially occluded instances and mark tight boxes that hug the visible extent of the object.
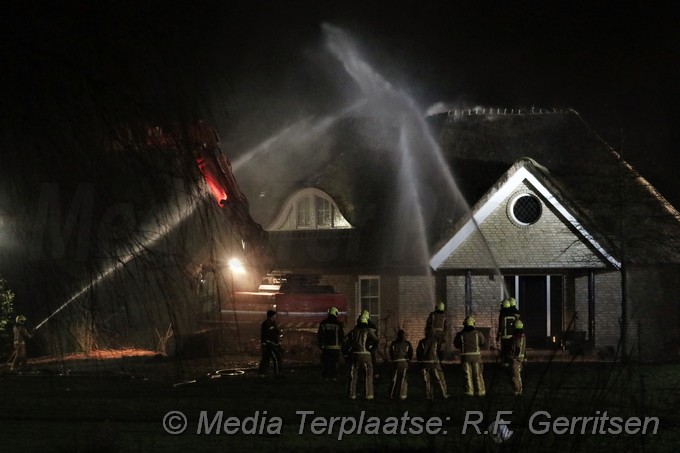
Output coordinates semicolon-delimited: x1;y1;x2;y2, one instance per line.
454;326;487;396
317;314;345;380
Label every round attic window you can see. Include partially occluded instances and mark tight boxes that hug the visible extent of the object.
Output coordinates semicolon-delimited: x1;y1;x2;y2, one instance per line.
510;194;542;226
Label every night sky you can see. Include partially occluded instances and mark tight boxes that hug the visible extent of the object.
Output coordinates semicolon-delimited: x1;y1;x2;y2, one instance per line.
2;1;679;206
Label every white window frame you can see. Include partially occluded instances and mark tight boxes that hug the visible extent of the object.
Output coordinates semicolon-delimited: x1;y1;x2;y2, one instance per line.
267;187;352;231
296;195;312;228
315;196;333;228
357;275;380;329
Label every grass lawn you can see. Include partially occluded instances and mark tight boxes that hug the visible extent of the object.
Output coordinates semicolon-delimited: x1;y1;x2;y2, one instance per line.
1;354;679;452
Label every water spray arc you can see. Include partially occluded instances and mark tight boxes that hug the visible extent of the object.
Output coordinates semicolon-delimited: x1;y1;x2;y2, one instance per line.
33;118;270;339
32;189;205;333
33;25;514;340
232;100;366;172
33;265;121;332
322;24;510;314
394;119;436;302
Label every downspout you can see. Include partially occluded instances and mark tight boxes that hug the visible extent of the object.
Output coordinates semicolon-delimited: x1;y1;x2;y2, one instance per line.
435;271;447;307
588;271;595;349
617;127;629;362
621;263;628;361
465;270;472;317
435;271;449;338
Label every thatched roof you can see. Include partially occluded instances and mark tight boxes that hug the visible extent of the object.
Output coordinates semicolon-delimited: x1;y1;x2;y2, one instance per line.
239;109;680;272
435;109;680;265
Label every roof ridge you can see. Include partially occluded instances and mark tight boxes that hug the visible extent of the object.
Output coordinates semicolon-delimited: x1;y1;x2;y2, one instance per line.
442;107;572;117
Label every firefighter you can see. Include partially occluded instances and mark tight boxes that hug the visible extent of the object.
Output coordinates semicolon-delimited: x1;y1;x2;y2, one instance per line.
510;319;527;395
356;310;378;338
10;315;32;372
416;326;449;400
454;316;487;397
258;310;283;377
345;315;378;400
357;309;378;341
388;329;413;400
497;298;520;366
507;298;521;328
317;306;345;381
356;309;375;329
426;301;447;361
356;309;379;380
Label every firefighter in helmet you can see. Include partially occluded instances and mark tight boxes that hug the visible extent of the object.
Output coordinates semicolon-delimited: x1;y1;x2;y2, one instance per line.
507;298;521;326
317;306;345;381
416;326;449;400
497;298;520;366
454;316;487;396
356;309;377;331
388;329;413;400
345;315;378;400
356;309;379;379
11;315;32;372
426;301;447;360
258;310;283;377
510;319;527;395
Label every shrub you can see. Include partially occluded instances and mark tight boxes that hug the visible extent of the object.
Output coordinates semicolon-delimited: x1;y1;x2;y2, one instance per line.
0;278;15;358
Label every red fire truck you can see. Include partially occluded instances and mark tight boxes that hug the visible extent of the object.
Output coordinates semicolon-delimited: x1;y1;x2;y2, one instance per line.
197;268;348;355
229;273;348;329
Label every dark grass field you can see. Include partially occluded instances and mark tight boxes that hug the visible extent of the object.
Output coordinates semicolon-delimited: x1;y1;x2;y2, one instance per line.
1;354;679;452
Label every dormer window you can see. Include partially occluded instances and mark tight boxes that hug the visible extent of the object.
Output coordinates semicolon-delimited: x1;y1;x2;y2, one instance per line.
268;188;352;231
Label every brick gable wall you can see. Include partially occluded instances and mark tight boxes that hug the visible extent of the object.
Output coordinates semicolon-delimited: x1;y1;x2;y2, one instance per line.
442;185;609;269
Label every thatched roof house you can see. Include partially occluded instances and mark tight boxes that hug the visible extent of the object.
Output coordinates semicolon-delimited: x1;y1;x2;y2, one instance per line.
238;108;680;360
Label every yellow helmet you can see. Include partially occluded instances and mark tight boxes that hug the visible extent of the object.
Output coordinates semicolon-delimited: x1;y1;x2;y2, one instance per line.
436;301;445;311
359;315;369;325
514;320;524;330
464;316;475;327
361;309;370;318
509;297;517;307
502;299;511;309
328;307;339;317
16;315;26;324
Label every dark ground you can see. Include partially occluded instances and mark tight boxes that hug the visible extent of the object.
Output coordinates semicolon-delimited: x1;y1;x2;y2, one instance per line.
1;350;679;452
